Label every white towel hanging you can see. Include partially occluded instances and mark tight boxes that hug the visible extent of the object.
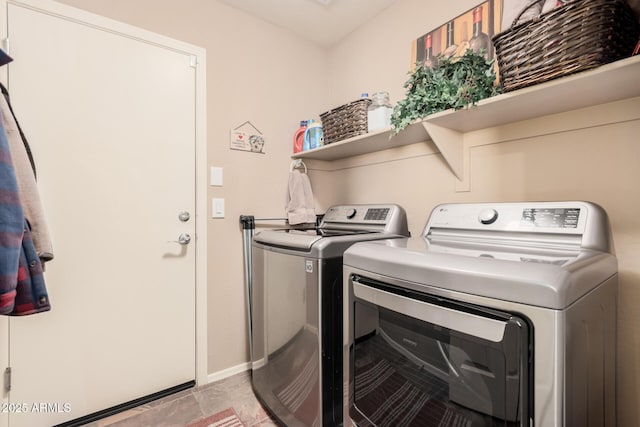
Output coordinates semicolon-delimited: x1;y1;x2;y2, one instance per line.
285;162;315;225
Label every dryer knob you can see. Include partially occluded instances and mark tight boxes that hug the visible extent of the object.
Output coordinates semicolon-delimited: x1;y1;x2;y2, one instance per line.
478;208;498;225
346;208;357;219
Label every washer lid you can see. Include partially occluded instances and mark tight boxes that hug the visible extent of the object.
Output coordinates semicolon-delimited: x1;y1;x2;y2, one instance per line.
252;203;410;255
254;228;406;258
343;237;617;309
253;228;323;251
253;227;375;251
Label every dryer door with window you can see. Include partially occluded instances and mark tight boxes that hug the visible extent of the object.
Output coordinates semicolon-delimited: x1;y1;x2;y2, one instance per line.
348;275;531;427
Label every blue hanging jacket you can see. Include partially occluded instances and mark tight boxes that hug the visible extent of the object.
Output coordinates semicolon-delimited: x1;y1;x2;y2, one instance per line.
0;117;25;313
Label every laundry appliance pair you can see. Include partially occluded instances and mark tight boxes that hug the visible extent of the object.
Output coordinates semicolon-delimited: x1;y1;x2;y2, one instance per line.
251;201;618;427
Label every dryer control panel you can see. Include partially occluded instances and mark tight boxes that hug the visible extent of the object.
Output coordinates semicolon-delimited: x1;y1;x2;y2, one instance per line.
520;207;581;229
427;202;590;233
424;201;613;254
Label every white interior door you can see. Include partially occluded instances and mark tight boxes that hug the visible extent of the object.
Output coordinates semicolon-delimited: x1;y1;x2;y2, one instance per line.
2;1;203;425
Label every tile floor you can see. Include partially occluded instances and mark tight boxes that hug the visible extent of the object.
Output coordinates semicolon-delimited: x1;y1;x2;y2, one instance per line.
85;371;281;427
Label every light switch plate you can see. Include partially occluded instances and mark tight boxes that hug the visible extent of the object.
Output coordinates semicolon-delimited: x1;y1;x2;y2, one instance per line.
212;198;225;218
210;167;223;186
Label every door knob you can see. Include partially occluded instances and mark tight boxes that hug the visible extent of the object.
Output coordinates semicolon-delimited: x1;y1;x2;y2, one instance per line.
177;233;191;245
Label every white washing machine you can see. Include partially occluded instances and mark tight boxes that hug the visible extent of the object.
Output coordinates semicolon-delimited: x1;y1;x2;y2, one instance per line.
343;201;617;427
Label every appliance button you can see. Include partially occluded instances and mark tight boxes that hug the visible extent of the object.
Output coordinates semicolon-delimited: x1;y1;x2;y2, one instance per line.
478;208;498;225
346;208;357;219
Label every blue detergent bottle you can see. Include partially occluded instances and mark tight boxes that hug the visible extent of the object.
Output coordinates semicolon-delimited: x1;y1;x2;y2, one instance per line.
303;119;323;150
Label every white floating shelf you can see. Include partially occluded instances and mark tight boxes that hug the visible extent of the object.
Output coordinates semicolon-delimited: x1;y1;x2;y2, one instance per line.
292;55;640;187
291;121;429;161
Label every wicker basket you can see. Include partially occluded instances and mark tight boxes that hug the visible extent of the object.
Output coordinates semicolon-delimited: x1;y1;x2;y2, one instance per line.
492;0;640;92
319;98;371;144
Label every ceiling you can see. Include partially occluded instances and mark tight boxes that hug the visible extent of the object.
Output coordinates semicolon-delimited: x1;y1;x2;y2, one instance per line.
217;0;397;47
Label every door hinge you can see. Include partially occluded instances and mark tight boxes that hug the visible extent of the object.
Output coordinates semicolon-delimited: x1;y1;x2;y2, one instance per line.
4;367;11;392
189;55;197;68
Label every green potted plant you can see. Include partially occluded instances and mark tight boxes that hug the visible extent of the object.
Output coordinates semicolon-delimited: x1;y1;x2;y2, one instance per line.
390;50;500;135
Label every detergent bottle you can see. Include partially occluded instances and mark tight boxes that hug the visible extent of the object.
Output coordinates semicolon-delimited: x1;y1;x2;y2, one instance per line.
293;120;307;154
303;119;323;151
367;91;393;132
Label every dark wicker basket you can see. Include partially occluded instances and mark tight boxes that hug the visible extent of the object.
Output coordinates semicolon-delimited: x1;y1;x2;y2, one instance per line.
320;98;371;144
492;0;640;92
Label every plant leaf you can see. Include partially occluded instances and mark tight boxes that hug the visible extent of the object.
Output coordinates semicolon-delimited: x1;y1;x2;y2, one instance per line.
391;50;501;135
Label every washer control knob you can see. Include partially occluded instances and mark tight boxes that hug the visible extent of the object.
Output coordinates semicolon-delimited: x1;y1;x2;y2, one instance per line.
346;208;357;219
478;208;498;225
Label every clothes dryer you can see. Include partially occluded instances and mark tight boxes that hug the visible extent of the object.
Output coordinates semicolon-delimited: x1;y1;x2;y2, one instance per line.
343;201;617;427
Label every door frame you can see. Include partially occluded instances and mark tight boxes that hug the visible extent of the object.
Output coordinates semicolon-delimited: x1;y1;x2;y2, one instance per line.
0;0;208;400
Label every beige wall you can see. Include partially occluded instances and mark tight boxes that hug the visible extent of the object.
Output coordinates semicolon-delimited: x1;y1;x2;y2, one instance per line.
50;0;640;424
316;0;640;425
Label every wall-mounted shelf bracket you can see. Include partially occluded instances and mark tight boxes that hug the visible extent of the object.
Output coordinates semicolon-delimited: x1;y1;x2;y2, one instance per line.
420;121;466;188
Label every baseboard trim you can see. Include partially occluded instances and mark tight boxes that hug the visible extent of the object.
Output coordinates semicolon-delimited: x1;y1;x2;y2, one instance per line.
207;362;250;383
